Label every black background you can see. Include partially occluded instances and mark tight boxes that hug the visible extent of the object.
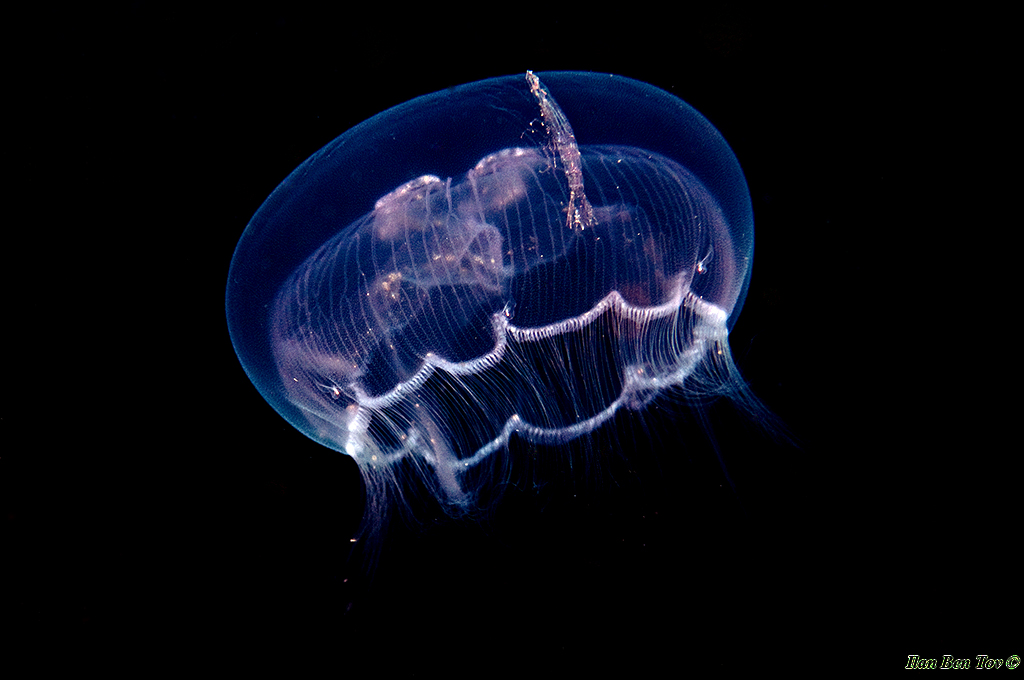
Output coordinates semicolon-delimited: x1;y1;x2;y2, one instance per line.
6;5;1015;672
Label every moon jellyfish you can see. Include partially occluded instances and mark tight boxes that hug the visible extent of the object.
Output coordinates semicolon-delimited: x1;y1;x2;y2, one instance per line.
227;72;765;546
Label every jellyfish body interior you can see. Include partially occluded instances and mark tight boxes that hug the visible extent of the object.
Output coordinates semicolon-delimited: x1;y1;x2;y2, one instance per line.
227;71;762;542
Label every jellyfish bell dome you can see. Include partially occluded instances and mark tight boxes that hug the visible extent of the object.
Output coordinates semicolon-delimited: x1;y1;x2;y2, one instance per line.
227;71;755;519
